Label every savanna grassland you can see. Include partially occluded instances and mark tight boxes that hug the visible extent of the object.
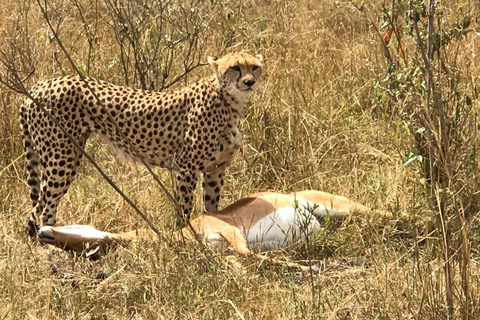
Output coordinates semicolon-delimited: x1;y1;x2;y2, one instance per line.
1;0;480;319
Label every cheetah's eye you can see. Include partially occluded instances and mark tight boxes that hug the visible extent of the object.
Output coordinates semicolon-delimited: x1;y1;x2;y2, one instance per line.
252;65;260;71
230;65;241;72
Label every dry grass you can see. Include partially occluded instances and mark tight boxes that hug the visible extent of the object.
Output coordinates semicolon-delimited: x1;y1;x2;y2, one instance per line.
1;0;480;318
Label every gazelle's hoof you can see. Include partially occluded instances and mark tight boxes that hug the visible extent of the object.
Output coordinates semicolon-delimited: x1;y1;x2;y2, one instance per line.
37;226;54;242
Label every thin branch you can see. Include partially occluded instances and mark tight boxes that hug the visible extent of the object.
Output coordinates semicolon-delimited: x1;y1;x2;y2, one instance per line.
348;1;393;66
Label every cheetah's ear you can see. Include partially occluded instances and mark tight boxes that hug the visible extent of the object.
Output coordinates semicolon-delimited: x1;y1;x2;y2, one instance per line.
208;56;219;70
254;54;263;63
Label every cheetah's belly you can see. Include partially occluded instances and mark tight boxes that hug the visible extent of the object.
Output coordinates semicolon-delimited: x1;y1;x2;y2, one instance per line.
98;132;185;168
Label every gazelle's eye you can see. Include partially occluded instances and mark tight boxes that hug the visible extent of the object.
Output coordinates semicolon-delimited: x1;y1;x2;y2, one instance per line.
230;65;240;72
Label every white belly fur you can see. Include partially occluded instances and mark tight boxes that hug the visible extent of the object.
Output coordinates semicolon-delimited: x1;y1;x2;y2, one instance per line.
243;200;339;251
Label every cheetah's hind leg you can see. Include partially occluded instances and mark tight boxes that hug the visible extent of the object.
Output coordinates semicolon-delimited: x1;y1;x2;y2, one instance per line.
22;111;90;237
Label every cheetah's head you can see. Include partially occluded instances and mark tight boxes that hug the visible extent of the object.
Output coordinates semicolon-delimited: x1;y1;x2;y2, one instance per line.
208;52;263;99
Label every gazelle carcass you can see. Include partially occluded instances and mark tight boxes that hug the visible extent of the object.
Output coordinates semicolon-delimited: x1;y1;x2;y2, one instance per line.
38;190;391;270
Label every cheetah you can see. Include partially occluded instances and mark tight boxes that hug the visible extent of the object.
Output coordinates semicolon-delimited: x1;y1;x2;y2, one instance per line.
20;52;263;236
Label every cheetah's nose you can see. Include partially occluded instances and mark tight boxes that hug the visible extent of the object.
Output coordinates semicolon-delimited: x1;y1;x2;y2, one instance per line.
243;79;256;87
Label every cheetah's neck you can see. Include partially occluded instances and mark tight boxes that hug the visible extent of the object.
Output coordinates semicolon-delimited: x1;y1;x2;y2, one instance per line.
216;84;250;119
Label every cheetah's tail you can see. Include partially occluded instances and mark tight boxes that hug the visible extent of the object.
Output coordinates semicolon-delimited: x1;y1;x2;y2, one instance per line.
20;101;42;215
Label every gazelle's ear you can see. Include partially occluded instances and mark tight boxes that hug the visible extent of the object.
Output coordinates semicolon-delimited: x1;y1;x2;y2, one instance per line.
208;56;219;72
254;54;263;63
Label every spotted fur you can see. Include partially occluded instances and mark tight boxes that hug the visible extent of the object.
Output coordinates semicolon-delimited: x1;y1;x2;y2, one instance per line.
20;52;263;234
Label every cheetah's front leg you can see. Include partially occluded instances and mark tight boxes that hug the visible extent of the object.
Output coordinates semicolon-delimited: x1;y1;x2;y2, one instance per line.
202;127;241;213
175;171;199;227
203;168;226;213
